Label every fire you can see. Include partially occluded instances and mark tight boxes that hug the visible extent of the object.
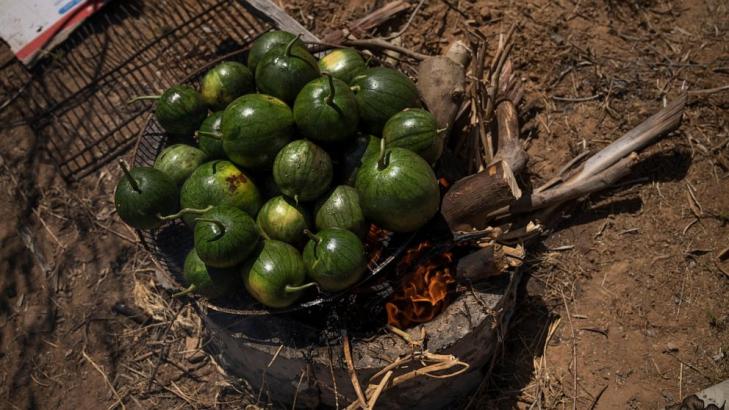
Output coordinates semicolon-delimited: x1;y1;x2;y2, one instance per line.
386;241;456;329
364;224;391;267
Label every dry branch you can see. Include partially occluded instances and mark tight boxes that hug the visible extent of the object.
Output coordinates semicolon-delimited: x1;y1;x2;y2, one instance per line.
342;38;428;61
343;335;368;410
493;100;527;173
573;93;687;181
441;160;522;232
323;1;411;43
243;0;320;42
481;94;686;222
82;350;127;410
507;153;639;215
456;243;524;282
492;60;528;174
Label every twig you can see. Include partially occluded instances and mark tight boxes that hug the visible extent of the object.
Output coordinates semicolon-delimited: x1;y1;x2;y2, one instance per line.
386;325;422;347
82;350;126;410
291;368;306;410
342;39;428;60
145;304;183;392
327;343;340;410
560;289;577;410
679;362;683;401
493;60;528;174
482;25;517;135
715;259;729;278
588;384;608;410
535;150;592;193
160;381;199;408
483;93;686;220
440;0;469;18
552;94;603;102
33;208;65;250
471;41;492;164
687;84;729;95
383;0;426;40
574;93;686;181
343;335;368;410
366;370;393;410
257;344;284;404
664;353;711;380
323;0;410;43
499;153;639;216
350;351;468;410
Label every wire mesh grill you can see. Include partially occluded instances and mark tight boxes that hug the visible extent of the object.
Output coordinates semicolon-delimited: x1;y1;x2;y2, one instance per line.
1;0;270;182
0;0;414;315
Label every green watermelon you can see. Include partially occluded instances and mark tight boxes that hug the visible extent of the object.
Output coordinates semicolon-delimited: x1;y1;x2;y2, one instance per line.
179;160;262;226
273;140;333;202
355;145;439;232
242;240;314;308
293;74;359;142
254;37;319;104
256;195;309;245
303;228;366;292
114;164;178;230
314;185;366;237
197;111;226;159
221;94;293;169
351;67;419;135
175;248;239;299
153;144;208;186
247;31;304;73
194;206;259;268
318;48;367;84
200;61;254;110
383;108;440;164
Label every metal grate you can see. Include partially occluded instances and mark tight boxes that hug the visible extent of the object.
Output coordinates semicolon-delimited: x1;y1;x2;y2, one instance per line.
1;0;414;315
1;0;271;181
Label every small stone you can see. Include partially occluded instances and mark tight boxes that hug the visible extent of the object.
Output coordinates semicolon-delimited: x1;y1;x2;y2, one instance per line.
185;336;199;352
187;351;206;364
664;342;679;353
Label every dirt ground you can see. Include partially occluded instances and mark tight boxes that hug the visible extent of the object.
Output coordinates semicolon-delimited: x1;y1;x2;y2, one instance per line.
1;0;728;409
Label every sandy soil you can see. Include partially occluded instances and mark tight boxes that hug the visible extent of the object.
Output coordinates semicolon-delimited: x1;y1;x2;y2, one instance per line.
1;0;728;409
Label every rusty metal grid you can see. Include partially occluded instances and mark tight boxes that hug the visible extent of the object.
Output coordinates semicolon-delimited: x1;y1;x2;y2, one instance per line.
1;0;270;182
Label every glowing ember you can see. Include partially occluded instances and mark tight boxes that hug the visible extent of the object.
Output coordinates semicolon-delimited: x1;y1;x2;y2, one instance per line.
365;224;391;267
386;241;456;329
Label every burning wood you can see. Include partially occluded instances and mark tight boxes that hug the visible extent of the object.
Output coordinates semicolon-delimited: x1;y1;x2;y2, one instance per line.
385;241;456;329
364;224;391;267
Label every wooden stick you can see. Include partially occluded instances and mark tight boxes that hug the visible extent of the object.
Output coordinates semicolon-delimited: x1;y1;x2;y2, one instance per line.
323;1;411;43
487;153;638;219
342;39;428;61
479;94;686;221
366;370;393;409
456;244;507;281
82;350;126;410
441;160;521;231
573;94;686;181
343;335;369;410
491;60;527;174
493;99;527;173
240;0;320;42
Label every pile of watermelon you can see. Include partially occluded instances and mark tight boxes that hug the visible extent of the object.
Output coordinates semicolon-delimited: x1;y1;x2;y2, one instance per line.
115;31;443;308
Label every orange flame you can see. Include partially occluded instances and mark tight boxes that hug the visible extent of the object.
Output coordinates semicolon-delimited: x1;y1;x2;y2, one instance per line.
386;241;456;329
365;224;391;267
